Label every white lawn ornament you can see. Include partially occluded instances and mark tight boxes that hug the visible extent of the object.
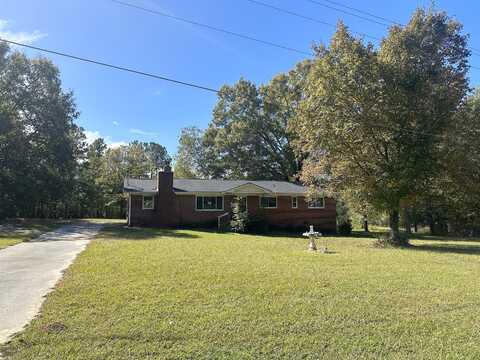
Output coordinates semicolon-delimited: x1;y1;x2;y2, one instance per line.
303;225;323;252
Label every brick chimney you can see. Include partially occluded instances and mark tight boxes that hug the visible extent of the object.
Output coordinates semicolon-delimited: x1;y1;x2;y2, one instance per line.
157;165;177;226
157;165;173;192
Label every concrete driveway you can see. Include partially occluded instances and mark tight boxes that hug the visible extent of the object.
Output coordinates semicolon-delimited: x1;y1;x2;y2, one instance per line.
0;222;103;343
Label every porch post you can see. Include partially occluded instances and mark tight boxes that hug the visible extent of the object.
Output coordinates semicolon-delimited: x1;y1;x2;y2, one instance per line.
128;193;132;226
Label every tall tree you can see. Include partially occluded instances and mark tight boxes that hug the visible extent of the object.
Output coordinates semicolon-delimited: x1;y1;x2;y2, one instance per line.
294;9;469;245
174;126;205;178
202;61;311;181
75;138;108;217
438;90;480;234
0;44;83;218
144;142;171;173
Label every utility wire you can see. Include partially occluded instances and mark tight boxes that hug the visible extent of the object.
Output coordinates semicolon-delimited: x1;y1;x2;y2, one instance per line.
0;41;471;140
243;0;480;62
244;0;380;41
0;38;220;93
304;0;480;57
320;0;400;26
111;0;312;57
305;0;391;27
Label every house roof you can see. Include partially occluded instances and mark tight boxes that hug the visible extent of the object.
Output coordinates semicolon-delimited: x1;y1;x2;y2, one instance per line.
123;178;308;195
124;178;157;193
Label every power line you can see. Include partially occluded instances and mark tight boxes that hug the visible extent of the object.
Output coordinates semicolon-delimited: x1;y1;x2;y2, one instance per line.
304;0;480;57
305;0;391;27
244;0;380;41
1;41;472;140
243;0;480;62
320;0;400;26
111;0;312;57
0;38;220;93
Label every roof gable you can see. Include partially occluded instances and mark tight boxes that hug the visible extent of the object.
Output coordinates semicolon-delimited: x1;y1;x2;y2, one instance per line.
224;182;272;194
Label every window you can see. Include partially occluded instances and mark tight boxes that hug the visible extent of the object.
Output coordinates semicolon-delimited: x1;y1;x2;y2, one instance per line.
142;195;154;210
308;197;325;209
196;196;224;211
260;196;277;209
292;196;298;209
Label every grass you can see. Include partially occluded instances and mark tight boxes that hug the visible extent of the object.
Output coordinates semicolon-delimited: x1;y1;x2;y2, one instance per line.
0;219;66;250
2;226;480;359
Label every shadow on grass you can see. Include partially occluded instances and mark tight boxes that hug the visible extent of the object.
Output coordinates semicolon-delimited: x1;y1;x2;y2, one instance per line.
409;243;480;256
98;224;201;240
413;234;480;243
243;230;378;239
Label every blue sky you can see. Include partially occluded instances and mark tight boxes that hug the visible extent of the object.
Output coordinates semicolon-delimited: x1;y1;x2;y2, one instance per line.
3;0;480;154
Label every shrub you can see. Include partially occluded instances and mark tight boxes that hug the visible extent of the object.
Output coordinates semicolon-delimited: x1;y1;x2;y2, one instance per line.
247;214;269;234
338;220;353;235
230;197;268;234
230;198;249;233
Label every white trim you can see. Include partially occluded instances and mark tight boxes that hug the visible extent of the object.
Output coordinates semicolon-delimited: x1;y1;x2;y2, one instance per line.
307;197;325;209
195;195;225;212
291;196;298;209
178;192;224;196
225;182;273;195
259;195;278;209
173;191;306;197
142;195;155;210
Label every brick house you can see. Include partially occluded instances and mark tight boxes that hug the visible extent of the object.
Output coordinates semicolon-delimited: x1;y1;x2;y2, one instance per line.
124;167;337;232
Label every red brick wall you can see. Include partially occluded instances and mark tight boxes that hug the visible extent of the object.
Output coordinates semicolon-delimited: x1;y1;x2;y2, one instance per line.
130;193;336;232
129;195;159;226
246;195;336;231
175;195;234;226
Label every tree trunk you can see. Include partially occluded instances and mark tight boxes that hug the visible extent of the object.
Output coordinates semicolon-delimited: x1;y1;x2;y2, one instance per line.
426;199;435;235
363;218;369;232
428;219;435;235
388;209;402;245
404;208;412;235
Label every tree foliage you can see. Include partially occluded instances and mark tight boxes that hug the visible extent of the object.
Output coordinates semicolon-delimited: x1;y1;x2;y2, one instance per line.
434;90;480;234
0;44;84;218
174;126;205;178
0;43;171;219
195;61;311;181
83;141;171;218
294;9;470;244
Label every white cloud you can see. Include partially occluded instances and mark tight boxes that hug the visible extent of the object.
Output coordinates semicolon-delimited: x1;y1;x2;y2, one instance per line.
84;130;101;145
112;121;119;126
107;141;128;148
0;19;47;45
130;128;159;137
84;130;127;149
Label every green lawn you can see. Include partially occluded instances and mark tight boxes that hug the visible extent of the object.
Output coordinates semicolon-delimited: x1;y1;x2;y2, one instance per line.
2;226;480;359
0;219;66;250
